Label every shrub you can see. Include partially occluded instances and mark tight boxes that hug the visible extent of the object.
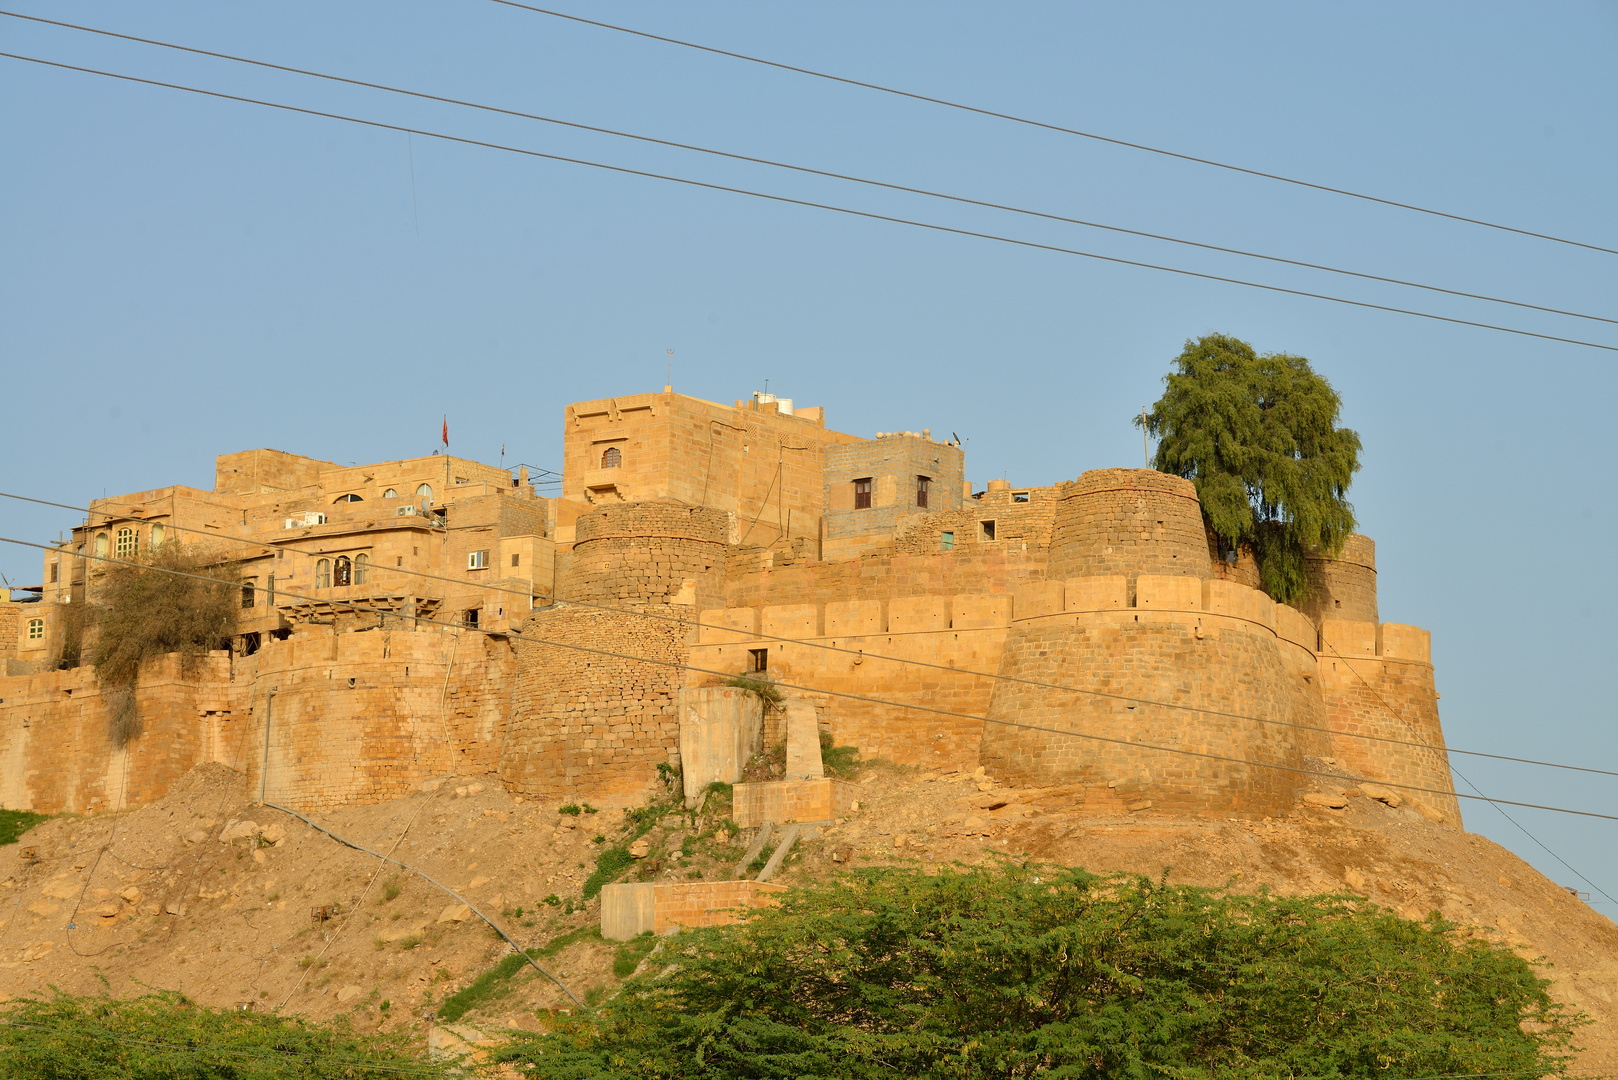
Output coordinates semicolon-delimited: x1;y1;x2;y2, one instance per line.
0;989;447;1078
90;543;240;747
612;932;658;979
583;845;635;900
558;804;581;816
819;731;861;779
724;673;783;712
495;865;1585;1079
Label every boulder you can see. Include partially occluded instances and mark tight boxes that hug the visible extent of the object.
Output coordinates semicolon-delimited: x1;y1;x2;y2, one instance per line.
1303;792;1348;809
220;820;263;842
437;903;472;923
1358;783;1402;808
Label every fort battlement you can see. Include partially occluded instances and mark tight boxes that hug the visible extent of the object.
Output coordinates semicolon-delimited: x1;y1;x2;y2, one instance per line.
0;396;1460;827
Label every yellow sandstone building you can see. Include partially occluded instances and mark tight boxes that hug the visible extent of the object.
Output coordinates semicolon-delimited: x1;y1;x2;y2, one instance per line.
0;386;1456;826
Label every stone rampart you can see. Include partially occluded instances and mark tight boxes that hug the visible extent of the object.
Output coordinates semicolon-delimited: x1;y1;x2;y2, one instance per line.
1300;534;1378;626
565;501;730;611
1048;469;1210;586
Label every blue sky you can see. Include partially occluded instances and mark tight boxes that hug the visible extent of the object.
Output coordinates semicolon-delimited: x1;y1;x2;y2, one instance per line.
3;2;1615;903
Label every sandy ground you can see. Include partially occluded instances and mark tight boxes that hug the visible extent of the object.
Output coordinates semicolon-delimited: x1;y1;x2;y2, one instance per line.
1;762;1613;1072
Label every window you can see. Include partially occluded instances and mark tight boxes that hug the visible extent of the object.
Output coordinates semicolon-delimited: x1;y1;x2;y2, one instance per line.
353;554;369;585
315;559;331;588
383;488;398;499
980;520;996;541
1012;491;1030;503
464;608;480;629
49;562;58;584
334;493;364;503
150;522;165;548
241;580;256;609
940;531;955;551
416;483;433;504
468;550;490;570
95;533;108;557
334;556;352;587
511;553;521;568
601;446;621;469
853;477;873;510
115;527;137;559
26;618;44;640
747;648;768;674
916;475;931;509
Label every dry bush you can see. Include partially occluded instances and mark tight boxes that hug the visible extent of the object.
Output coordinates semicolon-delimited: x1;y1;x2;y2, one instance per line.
90;542;240;747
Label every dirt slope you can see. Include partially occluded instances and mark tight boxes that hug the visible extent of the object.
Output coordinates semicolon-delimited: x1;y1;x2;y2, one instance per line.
1;763;1613;1072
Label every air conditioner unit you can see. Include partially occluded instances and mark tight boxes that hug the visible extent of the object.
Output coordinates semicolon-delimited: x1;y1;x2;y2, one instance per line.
304;512;327;526
395;505;417;517
283;518;299;530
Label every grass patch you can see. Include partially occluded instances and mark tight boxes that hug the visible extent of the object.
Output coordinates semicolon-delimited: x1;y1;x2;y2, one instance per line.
438;928;601;1023
583;845;636;900
747;841;778;877
820;732;862;779
0;809;49;846
612;933;658;979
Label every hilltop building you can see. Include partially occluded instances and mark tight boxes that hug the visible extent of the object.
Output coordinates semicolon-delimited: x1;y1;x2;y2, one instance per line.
0;386;1456;826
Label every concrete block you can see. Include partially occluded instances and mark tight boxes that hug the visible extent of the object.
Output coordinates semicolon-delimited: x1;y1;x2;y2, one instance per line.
698;608;759;645
888;596;949;633
600;882;656;940
1135;575;1200;610
1204;580;1276;629
762;604;819;640
825;599;883;636
950;594;1009;629
678;686;764;803
1065;576;1126;611
1320;619;1377;658
1379;623;1430;663
1013;581;1064;620
783;701;823;780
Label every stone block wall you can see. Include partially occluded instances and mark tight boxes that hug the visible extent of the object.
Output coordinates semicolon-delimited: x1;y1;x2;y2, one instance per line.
722;547;1047;610
503;604;688;801
1301;534;1378;626
1048;469;1210;584
564;501;730;611
732;778;857;826
600;880;787;939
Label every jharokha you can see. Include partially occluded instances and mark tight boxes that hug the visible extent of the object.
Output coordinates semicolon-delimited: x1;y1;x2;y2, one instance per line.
0;388;1459;826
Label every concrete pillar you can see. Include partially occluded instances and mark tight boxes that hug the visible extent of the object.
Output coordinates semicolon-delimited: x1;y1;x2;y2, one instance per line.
678;686;763;805
783;700;824;780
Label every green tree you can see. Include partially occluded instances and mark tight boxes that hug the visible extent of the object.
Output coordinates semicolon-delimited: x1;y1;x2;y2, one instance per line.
0;990;450;1079
496;865;1583;1079
1135;333;1361;603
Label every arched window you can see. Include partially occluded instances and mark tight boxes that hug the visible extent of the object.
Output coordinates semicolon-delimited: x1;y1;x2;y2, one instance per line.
334;493;364;503
601;446;621;469
95;533;108;557
334;556;352;587
115;527;137;559
353;553;369;585
150;522;165;549
383;488;398;499
416;483;433;504
316;559;331;588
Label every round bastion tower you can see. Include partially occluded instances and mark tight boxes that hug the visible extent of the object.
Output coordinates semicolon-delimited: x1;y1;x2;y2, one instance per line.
979;469;1330;817
500;501;731;801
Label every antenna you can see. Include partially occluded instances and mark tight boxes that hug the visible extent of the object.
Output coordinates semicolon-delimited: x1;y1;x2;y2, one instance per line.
666;348;673;392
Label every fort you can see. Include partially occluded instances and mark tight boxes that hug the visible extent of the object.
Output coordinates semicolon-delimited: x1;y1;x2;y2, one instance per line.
0;386;1458;826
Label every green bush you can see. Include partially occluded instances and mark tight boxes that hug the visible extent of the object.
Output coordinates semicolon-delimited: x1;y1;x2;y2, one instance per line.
495;865;1585;1080
0;990;447;1078
723;673;783;712
818;731;861;779
558;804;581;816
612;932;659;979
583;845;635;900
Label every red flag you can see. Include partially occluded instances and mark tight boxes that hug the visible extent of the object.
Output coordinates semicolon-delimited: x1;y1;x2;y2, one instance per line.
442;416;448;448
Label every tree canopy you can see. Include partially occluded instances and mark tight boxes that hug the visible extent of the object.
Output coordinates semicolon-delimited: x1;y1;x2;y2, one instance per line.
1135;333;1361;603
497;864;1582;1080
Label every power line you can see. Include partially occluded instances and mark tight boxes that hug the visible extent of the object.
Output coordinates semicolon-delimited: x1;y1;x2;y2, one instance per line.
5;533;1616;827
484;0;1618;259
9;487;1615;783
4;10;1613;329
1326;641;1617;908
3;50;1617;356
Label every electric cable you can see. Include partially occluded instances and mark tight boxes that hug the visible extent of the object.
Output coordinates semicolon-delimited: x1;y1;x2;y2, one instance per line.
4;11;1614;328
5;533;1616;826
485;0;1618;259
3;50;1616;355
6;487;1614;782
1325;640;1617;908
